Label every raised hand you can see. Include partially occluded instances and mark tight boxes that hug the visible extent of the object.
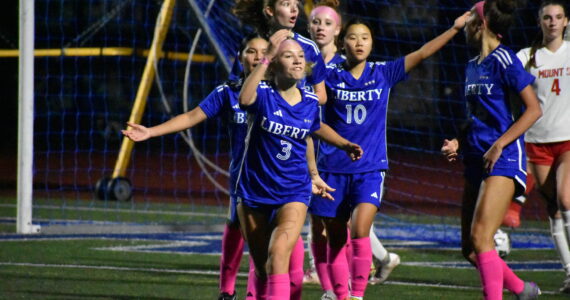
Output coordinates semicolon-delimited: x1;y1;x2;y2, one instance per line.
453;11;471;31
266;29;292;61
122;122;152;142
441;138;459;162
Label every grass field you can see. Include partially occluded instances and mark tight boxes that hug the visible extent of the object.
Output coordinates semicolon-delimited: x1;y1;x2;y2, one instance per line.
1;196;568;299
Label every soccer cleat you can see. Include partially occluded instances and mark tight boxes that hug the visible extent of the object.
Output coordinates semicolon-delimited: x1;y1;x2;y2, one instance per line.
560;276;570;293
502;201;522;228
302;268;321;285
217;292;237;300
369;252;400;285
349;297;363;300
320;290;337;300
515;282;541;300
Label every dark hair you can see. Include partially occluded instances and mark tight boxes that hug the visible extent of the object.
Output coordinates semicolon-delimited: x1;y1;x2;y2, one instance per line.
233;0;302;37
238;32;267;58
314;0;340;9
484;0;517;37
526;0;568;70
338;17;374;52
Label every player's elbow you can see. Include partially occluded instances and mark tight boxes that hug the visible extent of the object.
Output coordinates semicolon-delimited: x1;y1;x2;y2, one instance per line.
238;92;252;106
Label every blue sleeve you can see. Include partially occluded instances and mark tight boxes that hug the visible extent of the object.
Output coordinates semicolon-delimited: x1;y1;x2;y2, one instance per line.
306;54;327;85
244;82;269;113
377;57;408;87
198;87;226;118
310;106;321;133
504;58;535;93
228;56;243;82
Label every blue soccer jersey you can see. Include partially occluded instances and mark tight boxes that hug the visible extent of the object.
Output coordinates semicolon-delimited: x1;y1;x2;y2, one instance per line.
235;82;321;205
229;32;326;87
198;81;248;194
318;58;408;173
327;53;346;66
463;44;535;170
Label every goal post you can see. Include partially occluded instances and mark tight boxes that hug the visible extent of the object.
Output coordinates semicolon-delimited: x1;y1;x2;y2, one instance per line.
17;0;40;234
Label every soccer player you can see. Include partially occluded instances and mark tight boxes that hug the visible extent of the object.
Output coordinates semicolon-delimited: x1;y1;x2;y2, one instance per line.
233;0;328;104
310;11;470;299
440;1;542;299
516;0;570;293
122;34;268;300
236;30;362;300
306;1;401;294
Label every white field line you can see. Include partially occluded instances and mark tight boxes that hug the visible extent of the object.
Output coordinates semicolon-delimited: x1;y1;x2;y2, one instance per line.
0;262;557;295
0;203;226;218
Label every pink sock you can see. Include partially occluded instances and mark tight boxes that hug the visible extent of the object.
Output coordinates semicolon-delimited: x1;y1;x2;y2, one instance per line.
289;237;304;300
311;241;333;291
246;257;259;299
268;273;289;300
219;225;245;294
501;258;524;294
350;237;372;297
327;244;350;299
476;250;504;300
346;228;353;268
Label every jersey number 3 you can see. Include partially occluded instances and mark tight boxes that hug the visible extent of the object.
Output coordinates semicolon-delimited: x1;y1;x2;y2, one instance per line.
551;78;561;96
277;140;292;161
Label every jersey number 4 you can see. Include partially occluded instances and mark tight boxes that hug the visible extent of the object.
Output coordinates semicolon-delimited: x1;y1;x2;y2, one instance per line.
551;78;561;96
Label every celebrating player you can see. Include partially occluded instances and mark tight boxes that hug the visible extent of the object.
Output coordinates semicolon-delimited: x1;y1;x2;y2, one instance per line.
309;10;470;299
233;0;328;104
122;34;268;300
306;1;401;295
236;30;362;300
440;1;542;299
516;0;570;293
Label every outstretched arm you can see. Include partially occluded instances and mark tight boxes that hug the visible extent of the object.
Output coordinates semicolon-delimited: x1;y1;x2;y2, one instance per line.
404;11;470;72
312;122;363;161
483;86;542;172
122;107;207;142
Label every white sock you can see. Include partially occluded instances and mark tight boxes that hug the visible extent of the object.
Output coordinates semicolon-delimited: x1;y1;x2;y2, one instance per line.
559;212;570;275
307;227;316;271
369;224;388;262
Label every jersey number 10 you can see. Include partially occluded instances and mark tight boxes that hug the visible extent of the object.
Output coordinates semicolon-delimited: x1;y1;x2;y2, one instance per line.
345;104;367;124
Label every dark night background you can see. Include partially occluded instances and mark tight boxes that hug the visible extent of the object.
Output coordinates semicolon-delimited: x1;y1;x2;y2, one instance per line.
0;0;550;217
0;2;18;158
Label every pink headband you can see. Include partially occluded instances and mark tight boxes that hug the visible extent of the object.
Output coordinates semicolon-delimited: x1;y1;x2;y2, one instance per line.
474;1;485;22
473;1;503;39
309;6;340;25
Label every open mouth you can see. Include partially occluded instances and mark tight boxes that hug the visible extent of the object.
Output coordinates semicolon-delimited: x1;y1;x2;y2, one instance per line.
290;16;297;24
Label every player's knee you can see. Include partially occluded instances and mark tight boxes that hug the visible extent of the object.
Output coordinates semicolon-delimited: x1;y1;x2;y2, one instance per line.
470;228;493;251
558;191;570;211
266;249;290;274
350;224;369;239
